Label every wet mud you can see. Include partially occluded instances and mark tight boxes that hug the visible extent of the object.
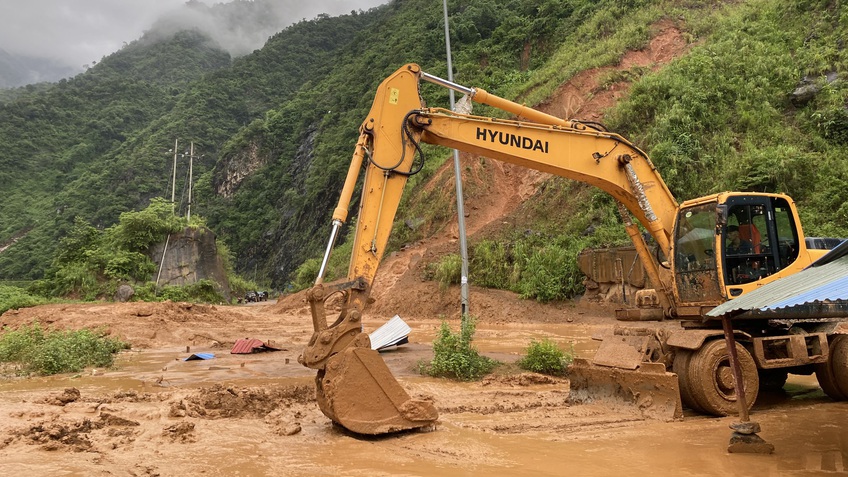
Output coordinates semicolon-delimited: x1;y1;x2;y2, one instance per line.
0;300;845;476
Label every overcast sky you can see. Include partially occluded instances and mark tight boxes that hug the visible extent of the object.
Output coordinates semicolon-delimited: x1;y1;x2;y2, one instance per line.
0;0;388;69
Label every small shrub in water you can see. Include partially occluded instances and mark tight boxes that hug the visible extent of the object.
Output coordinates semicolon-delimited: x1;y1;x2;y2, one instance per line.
421;316;497;381
518;338;573;376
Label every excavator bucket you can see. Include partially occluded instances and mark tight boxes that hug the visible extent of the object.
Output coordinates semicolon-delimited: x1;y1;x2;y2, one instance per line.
316;347;438;434
568;332;683;421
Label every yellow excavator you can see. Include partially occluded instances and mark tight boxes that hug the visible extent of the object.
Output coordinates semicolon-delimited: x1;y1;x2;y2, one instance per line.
298;63;848;434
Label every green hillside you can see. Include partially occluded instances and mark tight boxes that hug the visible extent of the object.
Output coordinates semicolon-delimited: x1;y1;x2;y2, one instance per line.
0;0;846;297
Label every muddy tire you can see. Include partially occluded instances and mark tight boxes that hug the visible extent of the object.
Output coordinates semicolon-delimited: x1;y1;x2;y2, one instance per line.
673;349;703;412
687;339;759;416
814;335;848;400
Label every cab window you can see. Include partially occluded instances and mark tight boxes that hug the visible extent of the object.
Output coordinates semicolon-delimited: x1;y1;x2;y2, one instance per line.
675;205;716;273
773;198;800;269
722;198;797;285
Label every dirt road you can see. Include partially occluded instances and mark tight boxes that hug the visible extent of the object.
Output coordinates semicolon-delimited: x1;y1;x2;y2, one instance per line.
0;296;845;476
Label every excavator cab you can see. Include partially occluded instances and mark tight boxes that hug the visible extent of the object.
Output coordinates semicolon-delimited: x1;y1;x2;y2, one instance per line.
671;193;804;309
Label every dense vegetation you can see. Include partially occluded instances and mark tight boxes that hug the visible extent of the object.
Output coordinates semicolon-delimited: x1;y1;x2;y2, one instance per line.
0;322;128;376
0;285;54;315
393;0;848;300
0;0;846;304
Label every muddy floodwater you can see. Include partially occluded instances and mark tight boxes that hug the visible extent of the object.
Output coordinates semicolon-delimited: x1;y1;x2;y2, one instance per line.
0;301;846;476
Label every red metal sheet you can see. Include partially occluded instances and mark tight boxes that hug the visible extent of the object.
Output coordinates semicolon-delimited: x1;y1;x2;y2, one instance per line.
231;338;272;354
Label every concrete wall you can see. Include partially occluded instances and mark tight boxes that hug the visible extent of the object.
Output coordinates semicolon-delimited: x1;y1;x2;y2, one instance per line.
150;227;231;301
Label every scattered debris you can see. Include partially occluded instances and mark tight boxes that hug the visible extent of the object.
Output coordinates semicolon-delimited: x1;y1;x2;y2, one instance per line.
230;338;281;354
38;388;81;406
162;421;196;443
369;315;411;351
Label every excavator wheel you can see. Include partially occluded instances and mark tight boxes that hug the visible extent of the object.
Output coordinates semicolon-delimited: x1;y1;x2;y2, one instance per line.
316;346;438;435
672;349;703;413
814;334;848;400
686;339;759;416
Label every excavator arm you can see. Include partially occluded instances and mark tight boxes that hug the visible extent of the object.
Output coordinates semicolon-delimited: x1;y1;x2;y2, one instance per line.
300;64;681;434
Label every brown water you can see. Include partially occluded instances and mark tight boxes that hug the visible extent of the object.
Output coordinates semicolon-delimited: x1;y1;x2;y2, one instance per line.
295;382;847;477
1;321;846;476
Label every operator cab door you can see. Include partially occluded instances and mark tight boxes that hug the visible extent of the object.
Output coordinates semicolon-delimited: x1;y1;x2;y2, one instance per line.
720;196;801;297
673;203;724;305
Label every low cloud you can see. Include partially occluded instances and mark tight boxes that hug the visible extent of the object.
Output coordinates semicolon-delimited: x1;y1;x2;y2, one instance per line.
0;0;387;70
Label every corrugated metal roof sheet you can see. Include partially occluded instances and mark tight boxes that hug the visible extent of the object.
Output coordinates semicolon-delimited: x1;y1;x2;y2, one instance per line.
231;338;280;354
370;315;411;351
707;240;848;318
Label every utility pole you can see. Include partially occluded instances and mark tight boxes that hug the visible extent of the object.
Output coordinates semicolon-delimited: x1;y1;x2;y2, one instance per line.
171;139;179;214
442;0;470;317
187;142;194;222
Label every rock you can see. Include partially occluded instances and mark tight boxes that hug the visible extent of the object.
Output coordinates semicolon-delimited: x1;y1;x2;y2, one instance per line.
115;285;135;302
728;432;775;454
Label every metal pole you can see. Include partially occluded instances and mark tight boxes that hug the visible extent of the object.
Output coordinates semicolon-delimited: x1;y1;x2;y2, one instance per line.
187;142;194;223
442;0;470;316
156;234;171;287
721;313;774;453
171;139;178;214
720;315;749;422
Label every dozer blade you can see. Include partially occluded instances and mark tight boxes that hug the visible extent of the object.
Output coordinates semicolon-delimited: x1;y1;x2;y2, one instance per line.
316;347;438;435
568;358;683;421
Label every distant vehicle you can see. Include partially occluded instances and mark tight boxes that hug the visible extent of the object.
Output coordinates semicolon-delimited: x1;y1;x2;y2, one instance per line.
243;291;269;303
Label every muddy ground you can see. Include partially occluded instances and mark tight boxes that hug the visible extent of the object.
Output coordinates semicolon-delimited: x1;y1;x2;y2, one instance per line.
1;22;846;475
0;295;846;476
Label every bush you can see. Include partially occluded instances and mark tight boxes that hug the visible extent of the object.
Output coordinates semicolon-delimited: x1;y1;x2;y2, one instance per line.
291;257;322;292
429;253;462;290
518;243;585;302
290;238;354;292
112;197;183;250
0;322;129;376
228;274;261;298
470;241;510;289
421;317;497;381
0;285;51;314
158;280;225;303
518;339;573;376
51;261;99;298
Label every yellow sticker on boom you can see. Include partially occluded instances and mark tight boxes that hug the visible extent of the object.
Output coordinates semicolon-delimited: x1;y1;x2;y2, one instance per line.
389;88;400;105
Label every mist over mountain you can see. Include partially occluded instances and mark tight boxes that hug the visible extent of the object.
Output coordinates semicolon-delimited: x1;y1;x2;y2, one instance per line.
0;0;386;88
0;49;79;88
144;0;383;59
